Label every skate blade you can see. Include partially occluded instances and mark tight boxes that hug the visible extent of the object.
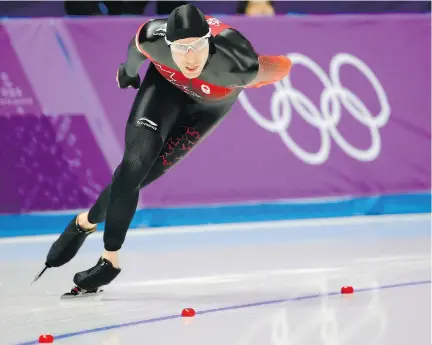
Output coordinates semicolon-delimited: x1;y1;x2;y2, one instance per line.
31;266;49;285
60;288;103;299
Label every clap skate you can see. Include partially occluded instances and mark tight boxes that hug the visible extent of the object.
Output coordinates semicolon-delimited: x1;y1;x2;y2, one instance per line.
61;285;104;299
61;257;121;299
32;216;96;284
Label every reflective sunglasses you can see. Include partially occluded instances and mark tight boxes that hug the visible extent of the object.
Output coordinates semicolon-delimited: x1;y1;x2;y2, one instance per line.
165;30;211;54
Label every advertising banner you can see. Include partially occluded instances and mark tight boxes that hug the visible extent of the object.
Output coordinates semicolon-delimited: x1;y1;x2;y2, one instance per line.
0;14;430;213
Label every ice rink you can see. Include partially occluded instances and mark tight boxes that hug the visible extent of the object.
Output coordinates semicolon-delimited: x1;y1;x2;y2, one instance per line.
0;214;430;345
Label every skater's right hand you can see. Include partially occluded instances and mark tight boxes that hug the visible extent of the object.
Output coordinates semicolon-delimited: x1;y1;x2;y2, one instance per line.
116;64;141;89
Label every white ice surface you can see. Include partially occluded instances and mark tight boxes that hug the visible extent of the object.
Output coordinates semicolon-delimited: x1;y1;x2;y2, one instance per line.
0;214;430;345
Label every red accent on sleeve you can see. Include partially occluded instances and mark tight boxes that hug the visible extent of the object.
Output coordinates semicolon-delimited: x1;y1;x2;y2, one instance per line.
246;55;292;88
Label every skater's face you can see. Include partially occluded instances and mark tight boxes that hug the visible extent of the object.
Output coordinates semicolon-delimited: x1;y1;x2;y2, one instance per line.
169;35;210;79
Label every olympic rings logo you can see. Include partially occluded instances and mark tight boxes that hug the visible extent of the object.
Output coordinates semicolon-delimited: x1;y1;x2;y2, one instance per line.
238;53;391;165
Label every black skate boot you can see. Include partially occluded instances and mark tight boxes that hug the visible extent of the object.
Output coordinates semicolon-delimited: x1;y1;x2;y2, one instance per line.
61;257;121;299
32;216;96;283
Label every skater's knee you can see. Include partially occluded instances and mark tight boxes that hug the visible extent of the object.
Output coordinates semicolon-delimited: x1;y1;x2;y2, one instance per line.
111;157;148;192
113;129;163;189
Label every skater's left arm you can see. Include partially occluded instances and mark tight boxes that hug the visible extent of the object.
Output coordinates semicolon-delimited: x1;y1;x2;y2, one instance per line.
225;29;292;88
244;55;292;88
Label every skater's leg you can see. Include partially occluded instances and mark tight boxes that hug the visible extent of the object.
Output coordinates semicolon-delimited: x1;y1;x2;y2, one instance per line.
71;66;191;290
86;184;110;224
68;186;109;233
75;166;117;229
85;64;187;232
39;65;187;279
60;80;236;293
98;101;235;269
102;70;187;247
102;98;235;233
65;99;236;293
81;162;164;228
100;123;164;267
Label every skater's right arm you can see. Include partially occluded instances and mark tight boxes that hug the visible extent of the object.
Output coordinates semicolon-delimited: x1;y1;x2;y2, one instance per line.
123;36;147;77
123;19;164;76
117;21;152;89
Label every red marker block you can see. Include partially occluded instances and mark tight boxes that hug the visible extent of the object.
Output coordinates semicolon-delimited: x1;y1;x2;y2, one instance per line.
341;286;354;294
38;335;54;343
181;308;196;317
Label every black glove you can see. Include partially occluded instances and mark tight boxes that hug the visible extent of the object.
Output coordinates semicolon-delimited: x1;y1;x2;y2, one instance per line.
117;63;141;89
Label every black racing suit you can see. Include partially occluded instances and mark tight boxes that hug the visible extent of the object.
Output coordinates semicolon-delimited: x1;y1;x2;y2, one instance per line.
87;16;289;251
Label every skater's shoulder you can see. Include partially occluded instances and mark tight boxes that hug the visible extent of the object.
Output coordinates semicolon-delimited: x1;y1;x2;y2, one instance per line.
213;28;259;72
214;29;258;60
136;18;168;44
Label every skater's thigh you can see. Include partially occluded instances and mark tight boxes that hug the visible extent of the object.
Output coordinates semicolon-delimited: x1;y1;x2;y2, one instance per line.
126;63;188;142
137;124;198;188
137;125;201;189
114;64;188;187
139;99;236;188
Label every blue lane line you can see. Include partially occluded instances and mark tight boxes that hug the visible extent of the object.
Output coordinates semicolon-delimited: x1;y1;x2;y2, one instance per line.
16;279;431;345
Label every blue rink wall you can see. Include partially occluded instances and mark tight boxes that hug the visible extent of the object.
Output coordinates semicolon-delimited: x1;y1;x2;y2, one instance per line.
0;192;430;238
